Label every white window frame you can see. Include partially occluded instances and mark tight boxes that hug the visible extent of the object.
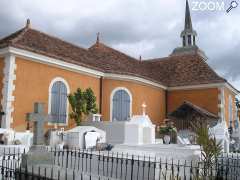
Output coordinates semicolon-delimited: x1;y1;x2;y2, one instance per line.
48;77;70;126
110;87;132;122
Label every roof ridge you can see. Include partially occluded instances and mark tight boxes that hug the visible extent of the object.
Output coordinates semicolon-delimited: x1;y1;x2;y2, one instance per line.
22;28;88;51
0;27;27;46
89;42;139;61
10;27;29;44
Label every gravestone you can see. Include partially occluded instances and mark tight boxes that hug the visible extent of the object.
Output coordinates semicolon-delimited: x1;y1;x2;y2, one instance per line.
22;102;54;167
85;131;100;149
26;103;49;145
66;126;106;149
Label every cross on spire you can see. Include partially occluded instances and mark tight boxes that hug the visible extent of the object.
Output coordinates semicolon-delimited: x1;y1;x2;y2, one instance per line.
26;18;31;28
96;32;100;44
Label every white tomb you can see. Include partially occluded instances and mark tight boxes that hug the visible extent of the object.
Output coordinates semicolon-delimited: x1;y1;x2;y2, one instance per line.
209;120;230;153
82;103;156;145
47;129;65;147
0;128;33;146
65;126;106;149
125;115;155;145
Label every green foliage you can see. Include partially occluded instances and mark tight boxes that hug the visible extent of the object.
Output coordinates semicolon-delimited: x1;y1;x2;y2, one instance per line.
68;88;98;126
159;126;177;134
236;98;240;109
159;120;178;143
192;122;222;175
84;88;98;115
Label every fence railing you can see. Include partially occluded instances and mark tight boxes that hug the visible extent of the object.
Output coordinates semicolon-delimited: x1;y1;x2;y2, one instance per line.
0;147;239;179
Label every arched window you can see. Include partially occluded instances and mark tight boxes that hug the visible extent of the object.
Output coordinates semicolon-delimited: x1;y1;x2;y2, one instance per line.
229;95;233;128
49;78;69;125
111;87;132;121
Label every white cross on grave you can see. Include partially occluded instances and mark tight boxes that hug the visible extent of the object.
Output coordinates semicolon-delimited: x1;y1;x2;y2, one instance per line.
142;102;147;116
26;102;50;146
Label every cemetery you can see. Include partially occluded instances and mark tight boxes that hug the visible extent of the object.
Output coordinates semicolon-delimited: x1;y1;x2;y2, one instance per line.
0;100;238;180
0;71;238;179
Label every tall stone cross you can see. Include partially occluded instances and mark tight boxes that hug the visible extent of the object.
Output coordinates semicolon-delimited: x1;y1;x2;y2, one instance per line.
26;102;50;146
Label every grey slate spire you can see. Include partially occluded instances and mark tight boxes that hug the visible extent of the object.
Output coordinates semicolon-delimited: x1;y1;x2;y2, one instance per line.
184;0;192;30
171;0;207;59
181;0;197;47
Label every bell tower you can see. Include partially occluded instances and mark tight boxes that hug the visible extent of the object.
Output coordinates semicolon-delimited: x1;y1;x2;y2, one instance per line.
171;0;207;59
181;0;197;47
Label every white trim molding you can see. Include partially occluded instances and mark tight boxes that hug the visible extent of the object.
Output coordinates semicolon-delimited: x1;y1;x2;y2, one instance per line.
7;47;104;78
168;83;239;95
110;87;132;122
1;54;16;129
48;77;70;126
168;83;225;91
5;47;167;90
218;87;225;123
104;73;167;90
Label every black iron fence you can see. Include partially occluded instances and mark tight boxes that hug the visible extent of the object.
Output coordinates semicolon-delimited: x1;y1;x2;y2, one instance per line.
0;147;239;179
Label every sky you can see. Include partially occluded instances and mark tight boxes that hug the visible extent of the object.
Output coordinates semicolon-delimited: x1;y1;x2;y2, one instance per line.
0;0;239;95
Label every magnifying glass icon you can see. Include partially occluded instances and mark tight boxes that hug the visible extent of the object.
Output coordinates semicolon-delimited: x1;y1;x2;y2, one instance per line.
226;1;238;13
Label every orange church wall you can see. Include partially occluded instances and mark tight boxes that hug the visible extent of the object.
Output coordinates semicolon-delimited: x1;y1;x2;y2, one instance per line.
167;88;219;116
12;57;100;131
0;57;4;111
101;79;166;126
224;87;236;126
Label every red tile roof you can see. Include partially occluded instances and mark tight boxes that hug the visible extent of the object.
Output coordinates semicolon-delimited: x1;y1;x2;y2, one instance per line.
142;55;226;87
0;26;230;88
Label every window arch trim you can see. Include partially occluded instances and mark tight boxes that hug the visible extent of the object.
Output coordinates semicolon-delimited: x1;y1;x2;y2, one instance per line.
110;87;132;122
48;77;70;126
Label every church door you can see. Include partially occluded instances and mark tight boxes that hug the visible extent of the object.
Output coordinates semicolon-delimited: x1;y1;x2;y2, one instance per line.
112;89;131;121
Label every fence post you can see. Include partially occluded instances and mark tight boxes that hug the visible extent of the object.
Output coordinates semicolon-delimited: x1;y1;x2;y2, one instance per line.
147;156;151;180
66;148;69;168
107;151;109;176
125;153;129;180
137;155;140;180
115;152;119;178
111;152;114;178
98;151;100;175
142;156;145;180
130;155;134;180
120;153;123;179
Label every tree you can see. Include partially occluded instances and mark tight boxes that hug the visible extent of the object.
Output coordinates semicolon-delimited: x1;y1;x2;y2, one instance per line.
236;98;240;109
68;88;98;126
84;88;98;115
192;122;222;176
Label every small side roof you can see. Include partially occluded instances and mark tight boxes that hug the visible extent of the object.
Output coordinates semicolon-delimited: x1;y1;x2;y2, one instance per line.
168;101;219;120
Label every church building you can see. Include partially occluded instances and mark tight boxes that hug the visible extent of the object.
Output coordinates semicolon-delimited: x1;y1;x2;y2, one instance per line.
0;1;238;132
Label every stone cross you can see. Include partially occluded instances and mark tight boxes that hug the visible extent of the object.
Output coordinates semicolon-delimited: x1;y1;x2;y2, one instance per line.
26;102;50;146
142;102;147;116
